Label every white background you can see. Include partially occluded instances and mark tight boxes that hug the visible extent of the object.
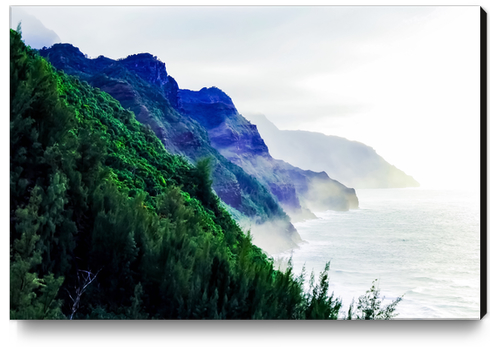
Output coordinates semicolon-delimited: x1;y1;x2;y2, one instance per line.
3;0;489;346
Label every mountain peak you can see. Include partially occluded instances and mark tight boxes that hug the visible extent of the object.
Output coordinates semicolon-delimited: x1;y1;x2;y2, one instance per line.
120;53;169;87
179;87;235;108
39;43;94;74
42;43;85;57
123;52;159;61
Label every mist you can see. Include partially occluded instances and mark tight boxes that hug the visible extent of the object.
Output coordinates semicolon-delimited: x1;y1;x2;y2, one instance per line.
10;7;61;49
246;113;420;190
231;213;303;255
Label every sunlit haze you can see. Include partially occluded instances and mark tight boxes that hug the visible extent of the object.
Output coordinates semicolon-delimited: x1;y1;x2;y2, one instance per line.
10;5;481;190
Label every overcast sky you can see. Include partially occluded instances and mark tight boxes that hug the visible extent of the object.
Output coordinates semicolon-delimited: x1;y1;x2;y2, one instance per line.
9;5;481;189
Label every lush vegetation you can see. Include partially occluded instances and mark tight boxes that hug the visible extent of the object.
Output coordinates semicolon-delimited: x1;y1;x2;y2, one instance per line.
10;29;401;320
39;42;291;226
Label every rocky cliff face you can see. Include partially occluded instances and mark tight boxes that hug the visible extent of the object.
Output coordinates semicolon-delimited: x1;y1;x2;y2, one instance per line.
40;43;359;253
121;53;169;87
178;87;359;220
40;44;304;254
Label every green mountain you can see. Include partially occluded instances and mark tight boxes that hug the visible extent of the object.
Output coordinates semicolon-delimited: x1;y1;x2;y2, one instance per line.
10;29;346;320
10;29;403;320
38;43;304;253
37;41;359;250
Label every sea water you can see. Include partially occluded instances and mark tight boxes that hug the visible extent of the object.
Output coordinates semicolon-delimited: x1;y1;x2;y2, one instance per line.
275;188;481;319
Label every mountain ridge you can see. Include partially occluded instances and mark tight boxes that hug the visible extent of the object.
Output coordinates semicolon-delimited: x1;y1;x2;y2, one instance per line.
246;113;419;190
176;79;358;219
39;43;359;252
11;29;352;319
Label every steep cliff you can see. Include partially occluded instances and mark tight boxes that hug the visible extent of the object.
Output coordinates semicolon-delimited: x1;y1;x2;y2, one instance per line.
178;88;359;219
39;43;359;252
12;29;350;320
40;44;302;253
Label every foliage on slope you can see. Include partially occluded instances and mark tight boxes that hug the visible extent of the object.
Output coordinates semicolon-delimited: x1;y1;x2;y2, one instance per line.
39;43;292;226
10;29;346;320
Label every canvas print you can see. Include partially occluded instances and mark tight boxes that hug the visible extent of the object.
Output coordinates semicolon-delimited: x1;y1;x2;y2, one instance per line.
9;5;483;320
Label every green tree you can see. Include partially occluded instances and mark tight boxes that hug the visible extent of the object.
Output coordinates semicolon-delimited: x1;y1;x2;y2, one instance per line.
10;186;65;319
303;262;342;319
346;279;403;320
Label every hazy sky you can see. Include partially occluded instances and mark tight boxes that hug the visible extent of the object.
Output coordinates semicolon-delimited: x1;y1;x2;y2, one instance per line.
9;5;481;189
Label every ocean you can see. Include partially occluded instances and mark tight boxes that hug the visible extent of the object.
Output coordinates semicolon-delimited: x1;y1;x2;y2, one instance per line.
275;188;481;319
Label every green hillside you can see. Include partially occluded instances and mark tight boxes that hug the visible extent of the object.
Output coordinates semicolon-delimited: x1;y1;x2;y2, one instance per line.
10;29;347;319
